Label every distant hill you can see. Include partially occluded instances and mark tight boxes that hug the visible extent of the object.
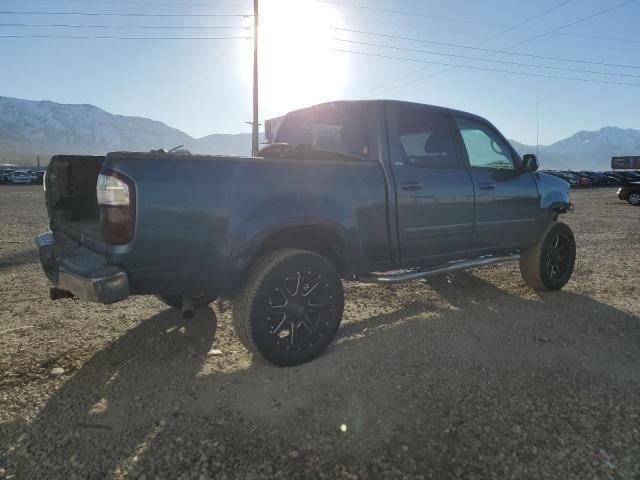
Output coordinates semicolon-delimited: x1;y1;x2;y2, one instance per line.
1;96;638;169
187;133;254;156
0;96;255;165
509;126;640;171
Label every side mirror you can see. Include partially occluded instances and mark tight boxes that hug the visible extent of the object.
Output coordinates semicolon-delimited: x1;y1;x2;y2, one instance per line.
522;153;539;172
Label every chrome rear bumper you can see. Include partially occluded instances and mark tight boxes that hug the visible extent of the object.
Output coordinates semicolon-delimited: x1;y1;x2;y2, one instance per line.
35;231;130;304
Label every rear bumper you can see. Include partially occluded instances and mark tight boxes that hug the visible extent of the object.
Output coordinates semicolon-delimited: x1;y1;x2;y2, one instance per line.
35;231;130;303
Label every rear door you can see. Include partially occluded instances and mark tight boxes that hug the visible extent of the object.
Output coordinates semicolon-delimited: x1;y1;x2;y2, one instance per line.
387;104;475;264
454;116;540;251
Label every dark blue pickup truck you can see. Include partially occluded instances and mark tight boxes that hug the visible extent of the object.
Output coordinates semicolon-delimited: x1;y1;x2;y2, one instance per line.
36;100;575;366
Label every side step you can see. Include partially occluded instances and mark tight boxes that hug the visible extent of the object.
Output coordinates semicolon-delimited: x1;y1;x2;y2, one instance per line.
358;254;520;284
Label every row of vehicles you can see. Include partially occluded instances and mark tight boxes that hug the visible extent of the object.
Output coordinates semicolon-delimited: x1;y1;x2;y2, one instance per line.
542;169;640;206
541;169;640;187
0;168;45;184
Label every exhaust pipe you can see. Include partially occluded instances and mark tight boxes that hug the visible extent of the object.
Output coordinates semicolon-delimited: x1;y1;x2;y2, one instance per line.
181;295;195;320
50;287;74;300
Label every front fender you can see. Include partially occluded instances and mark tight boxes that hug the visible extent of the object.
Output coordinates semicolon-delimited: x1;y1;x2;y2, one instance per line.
537;173;572;214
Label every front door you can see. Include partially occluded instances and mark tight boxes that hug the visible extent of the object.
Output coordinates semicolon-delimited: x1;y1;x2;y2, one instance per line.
454;116;540;251
387;105;475;265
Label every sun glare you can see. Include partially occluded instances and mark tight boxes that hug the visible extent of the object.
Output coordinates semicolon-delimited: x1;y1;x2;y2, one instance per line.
242;0;347;116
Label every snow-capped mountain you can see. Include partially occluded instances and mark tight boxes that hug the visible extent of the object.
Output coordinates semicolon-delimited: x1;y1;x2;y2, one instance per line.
0;96;255;164
0;96;638;169
509;127;640;170
0;96;192;155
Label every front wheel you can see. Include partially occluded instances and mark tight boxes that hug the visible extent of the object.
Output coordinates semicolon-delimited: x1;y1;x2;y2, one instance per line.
233;249;344;367
628;192;640;206
519;222;576;291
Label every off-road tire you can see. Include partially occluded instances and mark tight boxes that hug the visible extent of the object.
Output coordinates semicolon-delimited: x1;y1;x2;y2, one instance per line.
233;249;344;367
156;295;216;309
520;222;576;291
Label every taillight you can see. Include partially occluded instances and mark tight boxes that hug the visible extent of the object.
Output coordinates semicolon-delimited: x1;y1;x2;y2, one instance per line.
97;172;135;244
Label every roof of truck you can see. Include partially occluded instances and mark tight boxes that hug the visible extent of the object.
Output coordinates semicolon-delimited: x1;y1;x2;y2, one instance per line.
283;99;489;123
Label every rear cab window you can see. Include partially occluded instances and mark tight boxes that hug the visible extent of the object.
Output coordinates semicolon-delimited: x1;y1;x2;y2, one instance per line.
274;103;372;160
394;109;462;168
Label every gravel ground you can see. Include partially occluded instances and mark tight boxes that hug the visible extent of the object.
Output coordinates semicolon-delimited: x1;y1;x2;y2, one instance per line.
1;184;639;480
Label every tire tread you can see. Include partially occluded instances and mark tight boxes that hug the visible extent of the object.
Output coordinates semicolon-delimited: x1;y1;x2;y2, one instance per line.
233;248;317;359
519;222;575;291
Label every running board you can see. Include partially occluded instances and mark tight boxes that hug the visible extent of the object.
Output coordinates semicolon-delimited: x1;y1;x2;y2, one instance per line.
358;254;520;284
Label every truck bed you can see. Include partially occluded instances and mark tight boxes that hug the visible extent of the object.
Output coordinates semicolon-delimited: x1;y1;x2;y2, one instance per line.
45;151;390;297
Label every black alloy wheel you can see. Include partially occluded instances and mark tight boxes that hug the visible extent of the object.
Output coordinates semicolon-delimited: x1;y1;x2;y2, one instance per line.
233;249;344;366
545;232;572;282
520;222;576;291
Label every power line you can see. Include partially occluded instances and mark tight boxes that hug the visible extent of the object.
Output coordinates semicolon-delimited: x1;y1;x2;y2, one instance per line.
0;34;252;39
257;9;640;47
332;28;640;70
319;0;640;45
365;0;572;97
371;0;639;96
0;10;252;17
335;39;640;79
517;0;639;48
323;7;640;47
333;48;640;87
0;23;249;30
16;0;247;6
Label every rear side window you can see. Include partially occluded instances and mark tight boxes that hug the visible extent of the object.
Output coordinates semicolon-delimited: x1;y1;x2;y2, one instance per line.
275;103;370;159
395;110;460;168
456;117;514;169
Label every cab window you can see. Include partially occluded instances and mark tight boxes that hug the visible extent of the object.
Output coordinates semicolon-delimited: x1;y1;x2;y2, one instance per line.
396;110;461;168
456;117;514;169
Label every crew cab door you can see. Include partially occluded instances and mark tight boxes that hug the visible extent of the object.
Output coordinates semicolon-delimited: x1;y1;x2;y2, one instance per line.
454;116;540;251
387;104;475;264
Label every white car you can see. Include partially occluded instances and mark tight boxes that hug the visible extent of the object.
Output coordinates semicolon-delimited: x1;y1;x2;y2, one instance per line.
10;170;33;184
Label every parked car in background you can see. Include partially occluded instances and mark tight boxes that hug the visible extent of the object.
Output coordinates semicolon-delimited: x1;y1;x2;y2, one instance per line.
1;168;16;183
622;171;640;182
572;173;593;187
579;171;610;186
9;170;33;184
33;170;45;184
544;171;577;186
618;181;640;206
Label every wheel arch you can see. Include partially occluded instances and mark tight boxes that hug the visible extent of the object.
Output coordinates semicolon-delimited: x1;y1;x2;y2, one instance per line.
251;223;360;277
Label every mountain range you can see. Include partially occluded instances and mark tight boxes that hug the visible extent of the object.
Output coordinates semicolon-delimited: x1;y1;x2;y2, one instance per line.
509;127;640;171
1;96;638;170
0;96;255;165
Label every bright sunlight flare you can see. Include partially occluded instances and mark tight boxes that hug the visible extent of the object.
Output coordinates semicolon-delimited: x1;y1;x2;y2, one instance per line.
242;0;348;115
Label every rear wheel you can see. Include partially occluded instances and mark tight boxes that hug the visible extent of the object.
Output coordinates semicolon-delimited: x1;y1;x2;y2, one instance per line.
628;192;640;206
520;222;576;291
156;295;216;309
233;249;344;366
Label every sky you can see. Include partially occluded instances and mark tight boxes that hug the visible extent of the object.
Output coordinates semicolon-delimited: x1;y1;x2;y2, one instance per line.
2;0;640;145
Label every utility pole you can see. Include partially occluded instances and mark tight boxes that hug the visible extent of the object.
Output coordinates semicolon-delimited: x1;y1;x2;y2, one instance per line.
251;0;259;156
536;96;540;159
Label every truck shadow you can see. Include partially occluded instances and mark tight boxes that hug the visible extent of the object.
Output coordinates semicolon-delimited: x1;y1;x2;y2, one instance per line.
0;247;38;269
3;275;640;478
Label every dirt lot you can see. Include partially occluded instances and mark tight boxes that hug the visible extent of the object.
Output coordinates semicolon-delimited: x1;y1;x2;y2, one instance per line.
1;185;639;479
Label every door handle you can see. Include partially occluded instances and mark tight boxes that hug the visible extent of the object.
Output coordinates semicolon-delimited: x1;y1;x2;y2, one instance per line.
478;182;496;190
400;182;423;191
